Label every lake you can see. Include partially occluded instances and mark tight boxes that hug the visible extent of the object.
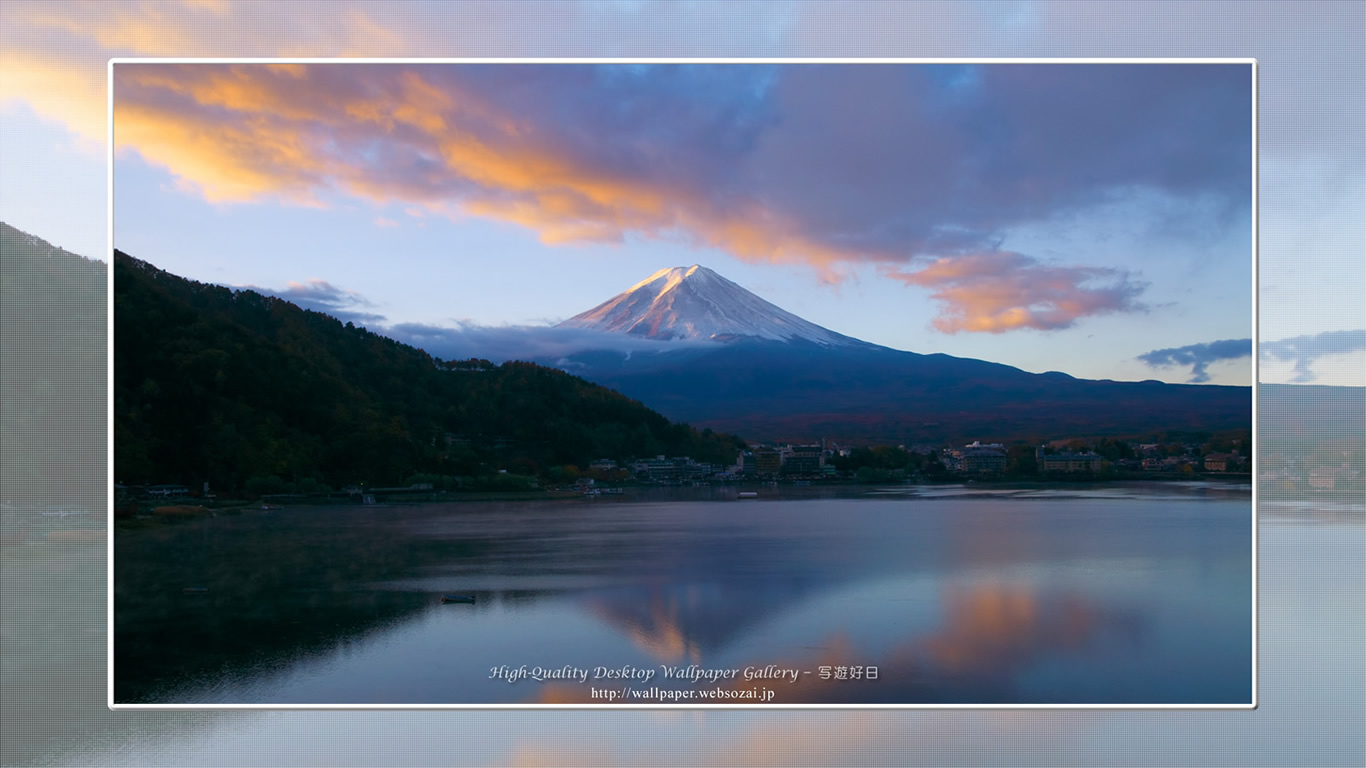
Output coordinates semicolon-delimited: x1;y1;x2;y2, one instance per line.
113;482;1252;705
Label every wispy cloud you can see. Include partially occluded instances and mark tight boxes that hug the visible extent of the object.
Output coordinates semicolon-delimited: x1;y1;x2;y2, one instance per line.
887;251;1148;333
384;321;705;365
1260;329;1366;383
1137;338;1252;383
238;277;704;362
244;278;388;327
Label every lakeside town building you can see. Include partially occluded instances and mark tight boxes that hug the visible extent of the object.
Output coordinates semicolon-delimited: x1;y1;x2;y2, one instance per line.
947;441;1008;474
1036;448;1105;473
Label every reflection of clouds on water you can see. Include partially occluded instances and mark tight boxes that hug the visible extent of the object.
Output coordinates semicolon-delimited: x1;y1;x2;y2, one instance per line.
923;585;1098;673
539;582;1143;704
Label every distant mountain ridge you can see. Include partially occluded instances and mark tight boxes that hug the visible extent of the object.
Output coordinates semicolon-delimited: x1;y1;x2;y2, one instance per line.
547;264;1255;443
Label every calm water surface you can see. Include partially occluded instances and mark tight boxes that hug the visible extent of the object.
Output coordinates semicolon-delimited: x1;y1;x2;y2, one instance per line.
114;483;1252;704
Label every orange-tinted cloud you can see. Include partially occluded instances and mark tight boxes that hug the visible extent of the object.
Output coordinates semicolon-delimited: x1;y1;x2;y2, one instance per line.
0;49;108;143
8;0;411;58
886;251;1148;333
7;5;1254;335
112;62;1251;330
105;61;1246;330
1;1;429;144
106;62;1245;329
115;100;328;205
112;63;860;279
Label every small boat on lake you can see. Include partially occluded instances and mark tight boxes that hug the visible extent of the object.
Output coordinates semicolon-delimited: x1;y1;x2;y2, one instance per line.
440;594;477;604
737;492;759;499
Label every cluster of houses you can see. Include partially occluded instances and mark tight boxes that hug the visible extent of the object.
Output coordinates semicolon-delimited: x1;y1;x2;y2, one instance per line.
937;441;1114;475
622;456;726;484
732;444;829;478
619;438;1252;484
127;440;1264;500
943;441;1011;474
115;483;193;499
609;446;825;484
941;441;1249;476
1259;450;1362;492
605;445;836;484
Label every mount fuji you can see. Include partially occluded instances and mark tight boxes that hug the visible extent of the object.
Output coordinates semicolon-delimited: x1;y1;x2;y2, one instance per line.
545;265;1250;444
558;265;869;348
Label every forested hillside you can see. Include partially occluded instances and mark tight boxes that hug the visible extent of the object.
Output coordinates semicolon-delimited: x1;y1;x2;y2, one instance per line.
1;222;106;508
114;250;743;494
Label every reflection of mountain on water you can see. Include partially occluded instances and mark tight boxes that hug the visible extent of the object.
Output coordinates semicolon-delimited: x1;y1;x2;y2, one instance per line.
114;506;495;703
546;582;1160;704
578;576;1149;693
116;584;432;703
119;497;1250;704
582;577;825;664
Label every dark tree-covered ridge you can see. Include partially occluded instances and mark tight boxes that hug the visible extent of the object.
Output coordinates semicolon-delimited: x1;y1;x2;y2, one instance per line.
113;249;744;494
1;222;106;508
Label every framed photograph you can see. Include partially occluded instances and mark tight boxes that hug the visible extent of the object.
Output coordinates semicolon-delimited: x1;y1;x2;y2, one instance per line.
109;59;1255;708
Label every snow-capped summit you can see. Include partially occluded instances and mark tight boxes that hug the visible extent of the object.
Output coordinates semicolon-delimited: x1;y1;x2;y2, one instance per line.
557;265;864;347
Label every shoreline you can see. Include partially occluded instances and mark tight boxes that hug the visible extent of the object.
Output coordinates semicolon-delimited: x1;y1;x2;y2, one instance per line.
104;477;1265;536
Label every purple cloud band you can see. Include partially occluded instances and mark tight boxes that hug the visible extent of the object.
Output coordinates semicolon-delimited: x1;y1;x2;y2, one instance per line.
1260;329;1366;383
242;279;387;326
1138;338;1252;383
1139;330;1366;383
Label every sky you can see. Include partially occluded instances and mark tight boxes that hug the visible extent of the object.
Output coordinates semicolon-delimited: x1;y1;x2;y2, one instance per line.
0;4;1361;386
106;60;1259;385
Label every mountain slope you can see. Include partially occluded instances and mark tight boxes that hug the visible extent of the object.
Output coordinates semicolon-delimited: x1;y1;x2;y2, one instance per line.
559;265;867;347
0;222;106;507
113;250;743;492
548;264;1253;443
572;340;1253;443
